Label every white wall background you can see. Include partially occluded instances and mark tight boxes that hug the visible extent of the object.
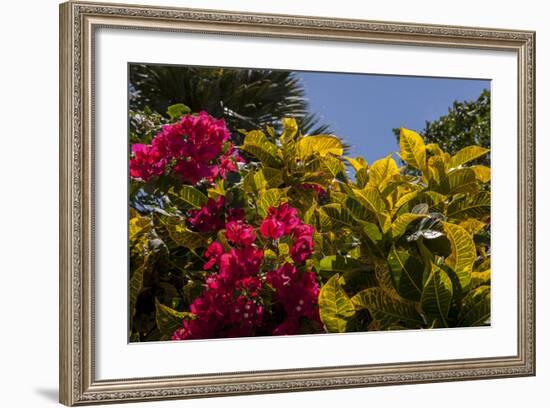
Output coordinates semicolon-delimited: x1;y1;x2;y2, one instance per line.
0;0;545;406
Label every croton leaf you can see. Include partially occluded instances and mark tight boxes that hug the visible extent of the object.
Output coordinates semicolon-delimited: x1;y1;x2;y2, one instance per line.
443;221;476;289
387;245;424;301
167;185;208;209
296;135;344;158
319;274;356;333
155;299;192;336
352;287;423;326
399;128;426;171
420;264;453;325
459;285;491;326
450;145;490;168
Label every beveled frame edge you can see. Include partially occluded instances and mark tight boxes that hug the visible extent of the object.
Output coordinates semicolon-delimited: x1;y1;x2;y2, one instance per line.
59;1;536;405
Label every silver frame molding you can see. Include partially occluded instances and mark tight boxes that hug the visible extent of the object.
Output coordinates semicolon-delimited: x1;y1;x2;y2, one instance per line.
59;1;536;405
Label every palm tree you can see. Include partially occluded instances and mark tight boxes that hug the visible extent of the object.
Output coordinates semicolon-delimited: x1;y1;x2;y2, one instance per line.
129;64;330;135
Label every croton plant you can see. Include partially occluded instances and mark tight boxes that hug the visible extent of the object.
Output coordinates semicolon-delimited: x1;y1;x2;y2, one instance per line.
129;106;491;342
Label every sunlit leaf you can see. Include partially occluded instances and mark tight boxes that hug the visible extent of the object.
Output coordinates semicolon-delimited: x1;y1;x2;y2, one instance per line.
367;155;399;190
296;135;344;158
399;128;426;170
450;145;490;168
242;130;282;167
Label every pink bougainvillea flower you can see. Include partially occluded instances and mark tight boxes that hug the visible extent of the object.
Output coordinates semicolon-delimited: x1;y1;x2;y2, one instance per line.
203;241;224;270
225;220;257;247
272;203;300;235
267;262;320;336
187;196;225;233
290;234;314;264
130;111;234;185
260;217;285;240
129;143;166;181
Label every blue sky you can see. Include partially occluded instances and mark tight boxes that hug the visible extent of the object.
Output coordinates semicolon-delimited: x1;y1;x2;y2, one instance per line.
297;72;490;163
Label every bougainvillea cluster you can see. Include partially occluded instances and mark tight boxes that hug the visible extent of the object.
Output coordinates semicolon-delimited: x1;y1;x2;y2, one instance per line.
172;201;320;340
130;111;241;184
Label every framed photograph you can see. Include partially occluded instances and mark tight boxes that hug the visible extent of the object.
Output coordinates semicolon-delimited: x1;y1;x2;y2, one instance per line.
59;1;536;405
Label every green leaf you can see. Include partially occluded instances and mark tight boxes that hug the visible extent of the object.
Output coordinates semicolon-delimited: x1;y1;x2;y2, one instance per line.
296;135;344;158
421;264;453;325
319;256;368;275
155;299;192;336
242;130;282;167
390;213;426;240
166;103;190;120
319;274;356;333
129;262;146;317
167;185;208;209
387;246;424;301
399;128;426;170
450;146;490;168
459;285;491;326
352;287;423;326
442;222;476;289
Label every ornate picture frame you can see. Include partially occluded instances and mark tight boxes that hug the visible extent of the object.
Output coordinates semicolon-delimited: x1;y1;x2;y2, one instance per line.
59;1;535;405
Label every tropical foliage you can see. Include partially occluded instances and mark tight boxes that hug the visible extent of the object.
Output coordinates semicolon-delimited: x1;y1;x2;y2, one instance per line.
129;106;491;341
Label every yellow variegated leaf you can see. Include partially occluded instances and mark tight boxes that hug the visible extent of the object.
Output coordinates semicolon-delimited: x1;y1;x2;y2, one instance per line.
426;143;444;156
447;192;490;220
470;269;491;288
257;188;287;218
319;274;356;333
155;299;192;336
450;146;490;168
345;156;368;172
367;155;399;190
459;285;491;326
399;128;426;170
447;168;479;195
443;222;476;289
459;218;487;235
280;117;298;144
390;213;426;240
167;185;208;209
129;209;151;241
352;187;387;213
421;263;453;325
471;165;491;183
352;287;423;325
165;222;207;249
296;135;344;158
320;155;346;177
241;130;282;167
319;204;356;229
